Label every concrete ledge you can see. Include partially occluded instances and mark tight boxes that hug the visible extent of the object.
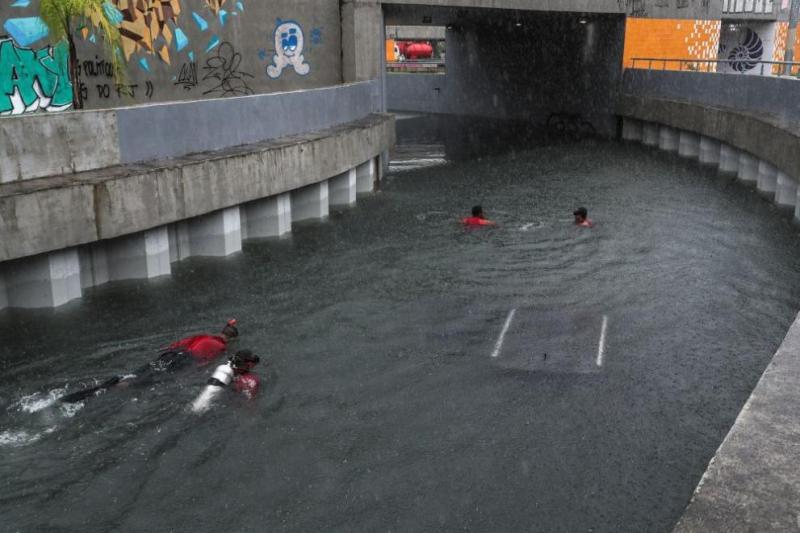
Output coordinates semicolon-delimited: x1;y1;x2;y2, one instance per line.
673;312;800;532
617;95;800;180
0;113;395;263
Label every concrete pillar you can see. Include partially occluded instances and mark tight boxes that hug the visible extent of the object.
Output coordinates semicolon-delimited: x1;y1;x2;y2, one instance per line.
356;158;377;194
5;248;82;308
699;136;721;165
168;221;191;262
622;117;643;142
678;131;700;158
775;172;798;207
78;242;110;289
292;182;329;223
718;144;740;174
642;122;659;147
341;0;383;83
188;207;242;257
329;169;357;206
242;193;292;239
658;126;679;152
757;161;778;197
106;226;171;281
737;153;759;183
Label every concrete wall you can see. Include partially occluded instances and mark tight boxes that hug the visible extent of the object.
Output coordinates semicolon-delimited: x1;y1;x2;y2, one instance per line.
387;13;626;136
0;80;381;182
622;69;800;130
0;113;394;264
1;0;343;113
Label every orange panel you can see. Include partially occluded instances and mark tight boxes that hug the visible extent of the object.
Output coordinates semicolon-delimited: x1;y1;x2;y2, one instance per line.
623;18;721;72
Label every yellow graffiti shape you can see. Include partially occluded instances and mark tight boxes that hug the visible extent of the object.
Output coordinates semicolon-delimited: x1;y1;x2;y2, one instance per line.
112;0;182;62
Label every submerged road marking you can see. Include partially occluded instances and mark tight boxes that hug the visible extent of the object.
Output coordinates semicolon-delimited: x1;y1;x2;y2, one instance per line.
596;315;609;367
491;308;517;358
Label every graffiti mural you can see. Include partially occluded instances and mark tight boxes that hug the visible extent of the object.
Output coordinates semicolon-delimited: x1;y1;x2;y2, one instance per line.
0;38;72;115
266;19;310;79
202;41;253;96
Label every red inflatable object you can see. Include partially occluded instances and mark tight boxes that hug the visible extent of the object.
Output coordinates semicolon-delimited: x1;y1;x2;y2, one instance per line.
397;41;434;60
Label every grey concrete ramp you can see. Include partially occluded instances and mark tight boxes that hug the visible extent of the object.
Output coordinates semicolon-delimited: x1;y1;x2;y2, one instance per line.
673;312;800;533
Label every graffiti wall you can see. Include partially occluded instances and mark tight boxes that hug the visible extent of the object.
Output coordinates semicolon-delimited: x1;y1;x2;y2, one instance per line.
622;18;721;71
717;21;786;75
0;0;342;114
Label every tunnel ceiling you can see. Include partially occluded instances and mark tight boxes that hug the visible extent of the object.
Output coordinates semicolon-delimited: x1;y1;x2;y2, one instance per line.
382;0;623;21
383;4;623;28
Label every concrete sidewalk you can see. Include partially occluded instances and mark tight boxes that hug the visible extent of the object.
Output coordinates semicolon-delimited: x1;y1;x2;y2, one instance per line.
673;312;800;532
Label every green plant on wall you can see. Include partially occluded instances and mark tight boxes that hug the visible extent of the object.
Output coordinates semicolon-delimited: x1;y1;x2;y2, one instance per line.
39;0;125;109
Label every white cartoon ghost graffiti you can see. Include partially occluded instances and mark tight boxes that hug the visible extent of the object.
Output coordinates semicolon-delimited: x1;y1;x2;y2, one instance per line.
266;20;310;78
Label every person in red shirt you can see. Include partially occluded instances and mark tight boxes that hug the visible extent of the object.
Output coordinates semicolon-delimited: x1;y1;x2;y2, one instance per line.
59;320;240;403
167;319;239;364
462;205;497;227
573;207;593;228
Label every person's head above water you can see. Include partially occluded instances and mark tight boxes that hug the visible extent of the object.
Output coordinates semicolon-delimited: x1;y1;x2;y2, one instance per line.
573;207;588;224
230;350;260;373
472;205;485;219
221;319;239;340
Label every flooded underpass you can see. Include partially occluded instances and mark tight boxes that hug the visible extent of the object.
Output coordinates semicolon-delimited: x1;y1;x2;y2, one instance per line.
2;115;800;532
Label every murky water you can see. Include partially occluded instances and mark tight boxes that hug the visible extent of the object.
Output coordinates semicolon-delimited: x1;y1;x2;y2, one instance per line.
2;116;800;532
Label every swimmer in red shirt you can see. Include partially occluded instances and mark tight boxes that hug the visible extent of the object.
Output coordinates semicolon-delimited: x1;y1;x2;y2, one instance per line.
59;320;240;403
573;207;593;228
167;319;239;364
462;205;497;227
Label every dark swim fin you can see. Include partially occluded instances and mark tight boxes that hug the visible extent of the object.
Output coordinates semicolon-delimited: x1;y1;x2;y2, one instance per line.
59;376;122;404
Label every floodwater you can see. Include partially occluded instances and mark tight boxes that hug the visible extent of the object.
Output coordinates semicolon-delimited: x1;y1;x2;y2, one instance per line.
2;115;800;532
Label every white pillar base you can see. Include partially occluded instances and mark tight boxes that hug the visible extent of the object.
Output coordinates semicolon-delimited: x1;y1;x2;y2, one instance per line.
78;242;110;289
243;193;292;239
699;136;721;165
757;161;778;197
291;182;329;222
658;126;679;152
106;226;171;281
642;122;659;147
776;172;798;208
168;221;191;262
188;207;243;257
737;153;758;183
329;169;357;206
719;144;739;174
356;158;376;194
5;248;82;308
622;118;643;142
678;131;700;158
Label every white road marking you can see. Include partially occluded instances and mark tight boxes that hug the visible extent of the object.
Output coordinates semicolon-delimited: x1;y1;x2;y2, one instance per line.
491;308;517;358
596;315;609;367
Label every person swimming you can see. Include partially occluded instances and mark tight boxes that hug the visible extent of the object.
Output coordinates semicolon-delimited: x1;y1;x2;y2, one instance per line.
462;205;497;227
190;350;262;413
58;320;240;404
573;207;593;228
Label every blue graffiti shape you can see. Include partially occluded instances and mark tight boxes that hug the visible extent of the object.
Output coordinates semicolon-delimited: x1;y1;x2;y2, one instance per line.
192;12;209;32
311;28;322;45
219;9;229;26
11;0;32;7
139;57;150;72
258;48;267;61
282;27;298;52
0;39;72;115
3;17;49;47
205;35;221;52
174;28;189;51
236;1;244;11
102;1;124;26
